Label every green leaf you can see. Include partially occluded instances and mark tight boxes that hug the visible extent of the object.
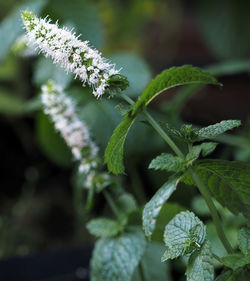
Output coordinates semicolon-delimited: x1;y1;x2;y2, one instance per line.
117;193;138;215
220;253;250;271
162;211;206;261
0;0;46;61
239;227;250;256
186;142;218;164
195;120;241;141
104;113;135;174
143;175;181;238
215;268;250;281
131;65;220;116
183;159;250;222
149;153;186;172
132;242;172;281
36;112;72;167
90;228;146;281
186;240;214;281
115;103;131;116
33;57;73;89
108;53;152;98
86;218;122;238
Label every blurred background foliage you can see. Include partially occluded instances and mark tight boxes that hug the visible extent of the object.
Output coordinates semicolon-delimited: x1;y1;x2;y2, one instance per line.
0;0;250;279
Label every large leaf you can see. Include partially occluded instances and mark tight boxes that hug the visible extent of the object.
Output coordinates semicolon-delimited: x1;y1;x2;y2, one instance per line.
86;218;122;238
104;113;135;174
239;227;250;256
90;228;146;281
132;242;172;281
162;211;206;261
220;253;250;271
183;159;250;222
0;0;46;61
186;240;214;281
131;65;220;116
142;175;181;238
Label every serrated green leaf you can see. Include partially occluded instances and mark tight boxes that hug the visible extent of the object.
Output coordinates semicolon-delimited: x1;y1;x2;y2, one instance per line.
195;120;241;141
149;153;186;172
86;218;122;238
90;228;146;281
131;65;220;116
239;227;250;256
104;113;135;174
220;253;250;271
162;211;206;261
186;240;214;281
186;142;218;164
132;242;172;281
143;175;181;238
183;160;250;222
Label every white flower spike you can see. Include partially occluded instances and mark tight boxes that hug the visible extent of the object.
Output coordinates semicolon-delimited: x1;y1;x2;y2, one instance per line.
41;80;98;173
22;11;128;98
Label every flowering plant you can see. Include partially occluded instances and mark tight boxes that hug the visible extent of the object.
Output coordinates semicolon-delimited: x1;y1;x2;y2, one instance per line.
21;11;250;281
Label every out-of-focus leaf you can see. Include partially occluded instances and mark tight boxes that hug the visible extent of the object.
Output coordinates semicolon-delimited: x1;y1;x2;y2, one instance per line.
108;53;152;97
197;0;250;59
33;57;73;89
0;0;46;61
220;253;250;271
86;218;122;238
0;89;25;115
36;112;72;167
238;227;250;256
48;0;103;48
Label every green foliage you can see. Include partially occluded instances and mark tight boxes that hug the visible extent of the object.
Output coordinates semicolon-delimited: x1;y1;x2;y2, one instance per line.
183;159;250;222
104;113;135;174
216;268;250;281
117;193;138;215
162;211;206;261
132;242;172;281
86;218;123;238
142;175;181;238
90;228;146;281
33;57;73;89
36;112;72;167
131;65;220;116
220;253;250;271
108;53;152;97
48;0;103;48
239;227;250;256
149;153;186;172
186;142;218;164
0;0;46;61
186;240;214;281
194;120;241;141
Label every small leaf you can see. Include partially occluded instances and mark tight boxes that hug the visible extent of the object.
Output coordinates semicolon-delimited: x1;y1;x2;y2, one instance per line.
115;103;131;116
239;227;250;256
162;211;206;261
196;120;241;141
186;240;214;281
117;193;138;215
149;153;186;172
183;159;250;222
132;65;220;116
90;228;146;281
143;175;181;238
220;253;250;271
104;113;135;174
186;142;218;164
86;218;122;238
215;268;250;281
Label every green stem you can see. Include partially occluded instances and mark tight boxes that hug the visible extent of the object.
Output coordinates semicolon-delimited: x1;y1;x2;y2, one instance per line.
103;190;121;218
144;110;184;158
139;262;146;281
189;167;233;253
119;92;233;253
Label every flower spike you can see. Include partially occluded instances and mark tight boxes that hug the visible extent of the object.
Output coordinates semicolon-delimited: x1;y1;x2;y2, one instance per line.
22;11;128;98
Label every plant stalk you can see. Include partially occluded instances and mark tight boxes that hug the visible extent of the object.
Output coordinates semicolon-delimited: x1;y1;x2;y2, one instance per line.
189;167;233;253
103;190;121;218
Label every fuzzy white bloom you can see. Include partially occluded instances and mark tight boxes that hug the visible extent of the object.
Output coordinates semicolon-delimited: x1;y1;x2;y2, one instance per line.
22;11;120;98
41;80;99;173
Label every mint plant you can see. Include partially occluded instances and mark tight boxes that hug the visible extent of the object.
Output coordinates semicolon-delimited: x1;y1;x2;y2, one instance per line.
21;11;250;281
